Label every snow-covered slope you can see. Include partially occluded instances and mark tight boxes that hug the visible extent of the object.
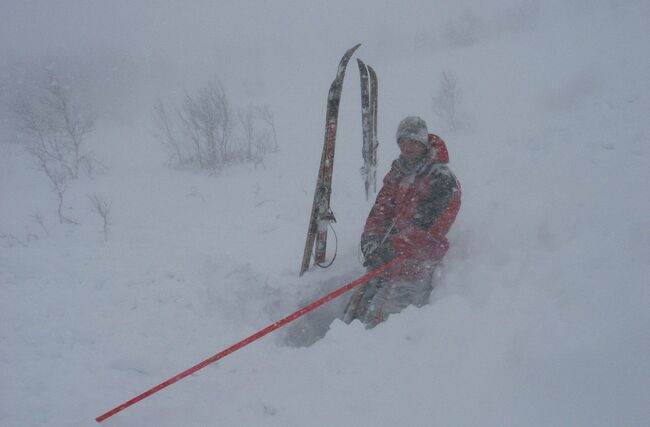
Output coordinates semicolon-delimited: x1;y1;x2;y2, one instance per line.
1;1;649;426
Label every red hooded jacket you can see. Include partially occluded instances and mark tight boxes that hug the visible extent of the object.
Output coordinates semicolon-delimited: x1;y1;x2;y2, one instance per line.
361;134;461;280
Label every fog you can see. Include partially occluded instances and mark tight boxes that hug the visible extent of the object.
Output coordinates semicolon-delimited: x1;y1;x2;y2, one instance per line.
1;0;612;148
1;1;648;426
1;0;558;114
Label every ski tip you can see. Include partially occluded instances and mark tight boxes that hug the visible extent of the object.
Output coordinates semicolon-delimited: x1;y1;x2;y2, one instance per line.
335;44;362;77
344;44;361;58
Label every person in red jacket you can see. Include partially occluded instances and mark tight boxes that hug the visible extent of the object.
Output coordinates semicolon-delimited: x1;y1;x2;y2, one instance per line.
344;116;461;328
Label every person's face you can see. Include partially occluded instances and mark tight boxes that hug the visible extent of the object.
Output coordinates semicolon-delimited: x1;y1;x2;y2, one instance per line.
398;139;427;162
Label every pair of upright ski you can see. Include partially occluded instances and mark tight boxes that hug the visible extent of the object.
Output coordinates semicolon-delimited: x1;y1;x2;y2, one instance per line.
299;44;379;276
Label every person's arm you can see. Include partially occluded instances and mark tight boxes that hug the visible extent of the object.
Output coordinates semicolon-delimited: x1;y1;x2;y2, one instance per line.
361;164;400;266
362;163;398;243
391;167;461;255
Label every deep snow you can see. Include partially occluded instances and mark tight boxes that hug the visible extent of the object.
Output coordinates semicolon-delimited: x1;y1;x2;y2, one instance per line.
1;1;649;426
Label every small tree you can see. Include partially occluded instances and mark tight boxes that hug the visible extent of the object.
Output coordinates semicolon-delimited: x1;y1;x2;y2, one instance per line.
432;71;464;131
155;80;233;171
30;212;49;236
44;164;76;225
238;104;256;162
154;99;187;167
177;81;232;171
89;193;111;242
256;105;279;153
42;70;94;178
13;68;96;223
15;69;95;179
237;104;275;165
0;233;27;248
155;79;277;172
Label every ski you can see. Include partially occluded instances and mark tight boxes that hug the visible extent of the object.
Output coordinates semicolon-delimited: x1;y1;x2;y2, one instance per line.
358;59;372;200
342;220;395;323
369;65;378;196
342;283;367;324
300;44;361;276
358;59;379;200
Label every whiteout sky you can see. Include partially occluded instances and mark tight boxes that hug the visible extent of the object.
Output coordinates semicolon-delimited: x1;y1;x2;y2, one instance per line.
0;0;570;109
1;1;649;426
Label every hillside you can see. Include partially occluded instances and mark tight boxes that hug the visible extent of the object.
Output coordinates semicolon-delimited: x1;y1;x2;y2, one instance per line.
1;1;649;426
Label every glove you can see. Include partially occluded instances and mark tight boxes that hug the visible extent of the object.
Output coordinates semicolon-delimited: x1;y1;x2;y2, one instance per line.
361;237;395;268
361;237;380;259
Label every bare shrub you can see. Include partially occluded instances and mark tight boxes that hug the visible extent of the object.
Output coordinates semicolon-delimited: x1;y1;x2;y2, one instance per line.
13;69;96;224
432;70;466;131
89;194;111;242
238;105;256;162
180;81;232;171
255;105;279;153
0;233;27;248
50;167;78;225
15;69;95;179
1;48;140;126
30;212;49;236
154;99;185;167
155;79;277;172
43;70;94;179
11;68;98;223
237;104;277;167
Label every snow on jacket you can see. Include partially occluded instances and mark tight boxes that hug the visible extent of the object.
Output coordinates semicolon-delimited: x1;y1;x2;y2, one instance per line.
361;134;461;280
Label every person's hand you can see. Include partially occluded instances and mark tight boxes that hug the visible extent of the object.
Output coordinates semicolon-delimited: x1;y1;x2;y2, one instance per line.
362;238;394;268
361;237;380;259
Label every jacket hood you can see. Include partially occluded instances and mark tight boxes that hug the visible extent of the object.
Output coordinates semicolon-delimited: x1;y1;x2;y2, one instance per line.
428;133;449;164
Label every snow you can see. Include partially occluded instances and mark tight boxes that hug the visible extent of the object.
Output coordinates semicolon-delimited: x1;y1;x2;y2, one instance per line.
1;1;649;426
